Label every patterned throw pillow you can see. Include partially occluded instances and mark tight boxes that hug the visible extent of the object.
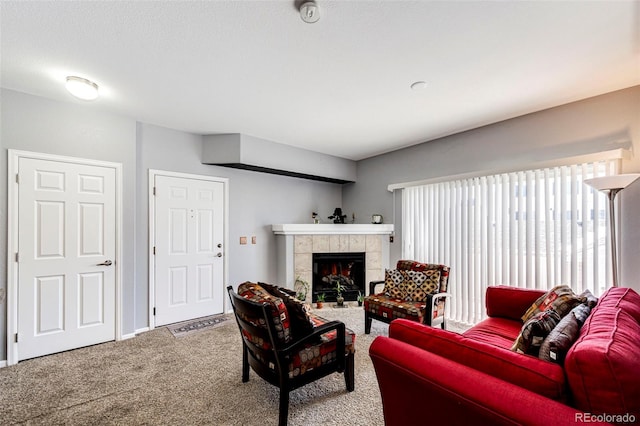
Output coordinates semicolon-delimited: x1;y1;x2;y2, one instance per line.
521;285;582;323
396;260;450;292
512;309;562;356
237;282;292;344
384;269;407;300
403;269;441;302
539;303;592;364
579;289;598;309
258;282;315;339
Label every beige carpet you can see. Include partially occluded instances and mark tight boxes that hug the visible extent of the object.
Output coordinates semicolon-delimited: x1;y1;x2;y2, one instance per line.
0;305;395;426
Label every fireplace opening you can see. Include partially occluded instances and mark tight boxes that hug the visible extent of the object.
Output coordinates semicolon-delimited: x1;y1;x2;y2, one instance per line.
312;252;365;302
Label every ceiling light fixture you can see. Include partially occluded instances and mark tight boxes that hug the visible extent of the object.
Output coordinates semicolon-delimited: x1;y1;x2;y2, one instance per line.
300;1;320;24
65;76;99;101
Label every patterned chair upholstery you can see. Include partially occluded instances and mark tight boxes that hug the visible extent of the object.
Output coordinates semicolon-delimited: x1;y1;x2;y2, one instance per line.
364;260;451;333
227;282;355;426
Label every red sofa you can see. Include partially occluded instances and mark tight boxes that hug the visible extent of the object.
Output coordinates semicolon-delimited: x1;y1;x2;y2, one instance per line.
369;286;640;426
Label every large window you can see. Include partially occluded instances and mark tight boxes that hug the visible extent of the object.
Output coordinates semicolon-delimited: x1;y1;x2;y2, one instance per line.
402;159;618;325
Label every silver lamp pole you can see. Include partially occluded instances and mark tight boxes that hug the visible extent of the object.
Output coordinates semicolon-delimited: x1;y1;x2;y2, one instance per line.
583;174;640;287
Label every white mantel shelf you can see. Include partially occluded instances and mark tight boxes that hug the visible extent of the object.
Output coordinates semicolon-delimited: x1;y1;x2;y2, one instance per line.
272;224;394;235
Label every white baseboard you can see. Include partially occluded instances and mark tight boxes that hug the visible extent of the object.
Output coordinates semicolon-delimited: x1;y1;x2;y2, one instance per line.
0;360;8;369
121;332;137;340
135;327;150;335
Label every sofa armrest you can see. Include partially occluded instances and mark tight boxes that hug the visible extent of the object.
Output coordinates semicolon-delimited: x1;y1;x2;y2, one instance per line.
369;336;608;426
485;285;545;320
389;319;567;400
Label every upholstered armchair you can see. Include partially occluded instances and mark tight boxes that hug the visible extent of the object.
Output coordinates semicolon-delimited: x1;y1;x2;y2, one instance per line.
364;260;451;333
227;282;355;426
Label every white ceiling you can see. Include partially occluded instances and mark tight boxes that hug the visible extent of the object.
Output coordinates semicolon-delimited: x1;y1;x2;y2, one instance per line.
2;1;639;161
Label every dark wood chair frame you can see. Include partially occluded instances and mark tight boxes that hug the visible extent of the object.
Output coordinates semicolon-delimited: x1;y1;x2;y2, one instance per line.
227;286;355;426
364;280;450;333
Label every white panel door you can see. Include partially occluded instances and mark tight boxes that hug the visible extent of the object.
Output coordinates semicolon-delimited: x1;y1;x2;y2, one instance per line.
17;158;116;360
154;175;224;326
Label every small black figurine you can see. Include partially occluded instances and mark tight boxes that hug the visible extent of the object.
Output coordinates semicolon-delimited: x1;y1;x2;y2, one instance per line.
328;208;347;224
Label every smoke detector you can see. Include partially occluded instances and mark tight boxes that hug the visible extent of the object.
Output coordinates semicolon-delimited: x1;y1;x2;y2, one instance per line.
300;1;320;24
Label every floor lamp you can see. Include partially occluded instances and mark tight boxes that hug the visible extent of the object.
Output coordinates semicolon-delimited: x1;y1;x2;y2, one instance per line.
583;173;640;287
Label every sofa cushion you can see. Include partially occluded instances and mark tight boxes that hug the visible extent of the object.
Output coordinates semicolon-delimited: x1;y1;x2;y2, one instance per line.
512;309;562;355
485;286;546;321
390;319;567;401
463;317;524;349
539;304;591;364
521;285;582;323
364;294;427;323
286;313;356;379
565;287;640;419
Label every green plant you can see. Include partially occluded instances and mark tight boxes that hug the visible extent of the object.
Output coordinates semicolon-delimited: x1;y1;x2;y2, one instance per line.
357;291;364;302
294;276;309;301
333;280;344;296
317;293;326;302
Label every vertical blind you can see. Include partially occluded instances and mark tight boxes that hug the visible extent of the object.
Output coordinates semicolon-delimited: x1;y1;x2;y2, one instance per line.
402;159;619;325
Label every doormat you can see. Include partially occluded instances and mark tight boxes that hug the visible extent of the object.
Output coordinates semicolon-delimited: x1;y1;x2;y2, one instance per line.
167;314;231;338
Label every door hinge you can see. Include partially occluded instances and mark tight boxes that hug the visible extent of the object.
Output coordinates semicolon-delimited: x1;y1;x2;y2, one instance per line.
16;174;20;184
153;307;156;316
14;333;18;343
15;252;19;262
153;187;156;196
153;246;156;255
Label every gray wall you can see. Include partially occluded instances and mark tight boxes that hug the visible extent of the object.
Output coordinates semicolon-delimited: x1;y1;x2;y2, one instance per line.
0;89;138;360
343;85;640;292
136;123;342;329
0;89;342;361
3;85;639;361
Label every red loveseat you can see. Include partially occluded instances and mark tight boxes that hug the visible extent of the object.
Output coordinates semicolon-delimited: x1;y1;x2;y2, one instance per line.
369;286;640;426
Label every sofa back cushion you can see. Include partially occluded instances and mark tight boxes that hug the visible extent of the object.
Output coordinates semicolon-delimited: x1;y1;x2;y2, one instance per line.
485;286;545;321
396;260;450;293
565;287;640;419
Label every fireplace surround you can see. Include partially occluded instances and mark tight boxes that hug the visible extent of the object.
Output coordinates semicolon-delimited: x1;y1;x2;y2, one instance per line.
272;224;394;303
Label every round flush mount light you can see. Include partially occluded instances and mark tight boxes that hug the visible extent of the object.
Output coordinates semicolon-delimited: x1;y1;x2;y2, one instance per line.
300;1;320;23
410;81;428;91
65;76;99;101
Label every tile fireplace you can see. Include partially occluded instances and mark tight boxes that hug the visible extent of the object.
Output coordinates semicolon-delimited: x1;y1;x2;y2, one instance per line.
272;224;394;303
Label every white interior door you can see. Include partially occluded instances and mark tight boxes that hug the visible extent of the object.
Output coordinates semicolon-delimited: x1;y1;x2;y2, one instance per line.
16;157;117;361
153;175;225;326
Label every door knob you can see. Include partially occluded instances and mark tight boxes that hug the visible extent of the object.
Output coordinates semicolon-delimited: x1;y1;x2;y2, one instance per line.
217;243;222;248
97;260;113;266
216;252;222;257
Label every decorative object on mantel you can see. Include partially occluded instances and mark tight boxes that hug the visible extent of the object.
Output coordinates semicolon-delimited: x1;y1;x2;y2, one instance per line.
328;207;347;223
371;214;383;224
583;173;640;287
312;211;319;224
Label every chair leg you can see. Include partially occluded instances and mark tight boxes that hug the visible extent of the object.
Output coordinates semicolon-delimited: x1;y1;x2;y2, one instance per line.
344;353;355;392
278;388;290;426
365;313;372;334
242;344;250;382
